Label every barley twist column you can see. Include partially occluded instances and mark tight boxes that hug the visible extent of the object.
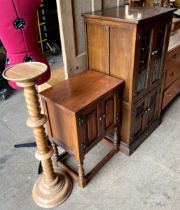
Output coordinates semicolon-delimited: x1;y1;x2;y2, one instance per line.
3;62;72;208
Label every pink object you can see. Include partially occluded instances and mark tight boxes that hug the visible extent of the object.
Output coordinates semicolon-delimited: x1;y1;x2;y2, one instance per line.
0;0;50;89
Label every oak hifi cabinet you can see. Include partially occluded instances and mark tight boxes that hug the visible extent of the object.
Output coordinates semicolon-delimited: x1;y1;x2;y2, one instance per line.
40;70;123;187
83;6;175;155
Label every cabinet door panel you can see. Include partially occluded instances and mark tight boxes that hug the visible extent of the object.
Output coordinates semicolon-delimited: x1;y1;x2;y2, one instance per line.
86;110;98;142
146;88;161;127
133;30;151;101
149;24;166;88
102;92;115;134
78;104;101;153
131;98;147;140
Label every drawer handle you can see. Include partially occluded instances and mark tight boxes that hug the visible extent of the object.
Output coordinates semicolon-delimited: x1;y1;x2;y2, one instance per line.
167;93;172;97
169;71;175;76
172;53;177;59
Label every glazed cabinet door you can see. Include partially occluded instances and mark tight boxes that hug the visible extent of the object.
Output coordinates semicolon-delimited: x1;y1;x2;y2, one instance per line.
131;97;147;140
145;87;161;128
149;23;166;89
78;103;101;154
133;30;151;102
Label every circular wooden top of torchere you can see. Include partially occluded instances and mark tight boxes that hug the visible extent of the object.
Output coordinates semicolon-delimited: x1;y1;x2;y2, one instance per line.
3;62;47;82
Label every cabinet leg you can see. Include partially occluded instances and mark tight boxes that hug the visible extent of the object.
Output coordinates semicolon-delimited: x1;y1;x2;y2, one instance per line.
77;162;86;187
113;127;119;151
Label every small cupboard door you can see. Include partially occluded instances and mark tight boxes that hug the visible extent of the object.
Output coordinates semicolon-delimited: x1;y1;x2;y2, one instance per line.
133;30;151;101
145;87;161;128
78;103;101;154
101;92;116;135
131;97;147;140
131;87;161;142
149;23;166;89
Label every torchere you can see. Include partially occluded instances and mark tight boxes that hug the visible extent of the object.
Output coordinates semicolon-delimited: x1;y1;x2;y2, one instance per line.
3;62;72;208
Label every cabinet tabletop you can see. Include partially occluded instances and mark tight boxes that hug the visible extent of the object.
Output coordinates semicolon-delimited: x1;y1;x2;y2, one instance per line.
40;70;123;114
83;5;175;24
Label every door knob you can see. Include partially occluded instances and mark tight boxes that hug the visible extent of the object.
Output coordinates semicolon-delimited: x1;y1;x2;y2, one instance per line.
152;50;158;55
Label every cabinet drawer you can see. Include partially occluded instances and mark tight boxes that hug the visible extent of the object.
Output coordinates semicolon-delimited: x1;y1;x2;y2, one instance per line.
165;67;179;89
162;78;180;109
165;46;180;88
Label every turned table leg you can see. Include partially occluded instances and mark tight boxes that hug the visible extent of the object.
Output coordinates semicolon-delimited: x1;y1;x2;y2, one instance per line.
77;161;86;187
3;62;72;208
113;127;119;151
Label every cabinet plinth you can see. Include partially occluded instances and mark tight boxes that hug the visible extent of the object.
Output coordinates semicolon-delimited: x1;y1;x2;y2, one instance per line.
83;6;174;155
40;70;123;187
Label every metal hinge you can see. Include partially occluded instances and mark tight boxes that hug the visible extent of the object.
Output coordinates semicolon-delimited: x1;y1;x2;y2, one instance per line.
137;33;141;40
78;117;85;127
80;143;86;151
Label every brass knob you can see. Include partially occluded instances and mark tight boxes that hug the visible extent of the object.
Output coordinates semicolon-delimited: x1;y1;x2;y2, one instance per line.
152;50;158;55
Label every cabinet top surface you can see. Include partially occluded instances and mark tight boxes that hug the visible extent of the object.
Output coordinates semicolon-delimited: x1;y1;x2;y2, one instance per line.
40;70;123;114
83;5;175;24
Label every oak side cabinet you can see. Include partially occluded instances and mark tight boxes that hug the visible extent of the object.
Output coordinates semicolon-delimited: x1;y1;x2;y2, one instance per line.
83;6;175;155
40;70;124;187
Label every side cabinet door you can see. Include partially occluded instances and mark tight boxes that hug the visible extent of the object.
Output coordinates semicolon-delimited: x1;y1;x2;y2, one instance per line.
131;98;147;141
78;103;101;154
149;23;166;89
133;30;151;102
56;0;121;78
145;87;161;128
101;92;116;135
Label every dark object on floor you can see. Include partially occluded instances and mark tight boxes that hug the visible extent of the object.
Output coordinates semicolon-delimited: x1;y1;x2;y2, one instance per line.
0;88;8;100
0;49;10;100
14;139;53;175
14;142;43;174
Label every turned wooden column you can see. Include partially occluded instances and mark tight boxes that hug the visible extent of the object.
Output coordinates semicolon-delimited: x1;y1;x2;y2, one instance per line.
3;62;72;208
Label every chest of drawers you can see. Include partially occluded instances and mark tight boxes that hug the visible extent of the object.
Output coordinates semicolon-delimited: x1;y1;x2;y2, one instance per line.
162;28;180;109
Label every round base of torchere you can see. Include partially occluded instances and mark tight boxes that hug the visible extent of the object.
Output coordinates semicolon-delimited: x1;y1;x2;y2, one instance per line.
32;172;73;208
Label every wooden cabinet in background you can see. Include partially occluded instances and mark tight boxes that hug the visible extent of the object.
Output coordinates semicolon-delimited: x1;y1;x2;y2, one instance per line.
83;6;174;155
162;27;180;109
40;70;123;187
